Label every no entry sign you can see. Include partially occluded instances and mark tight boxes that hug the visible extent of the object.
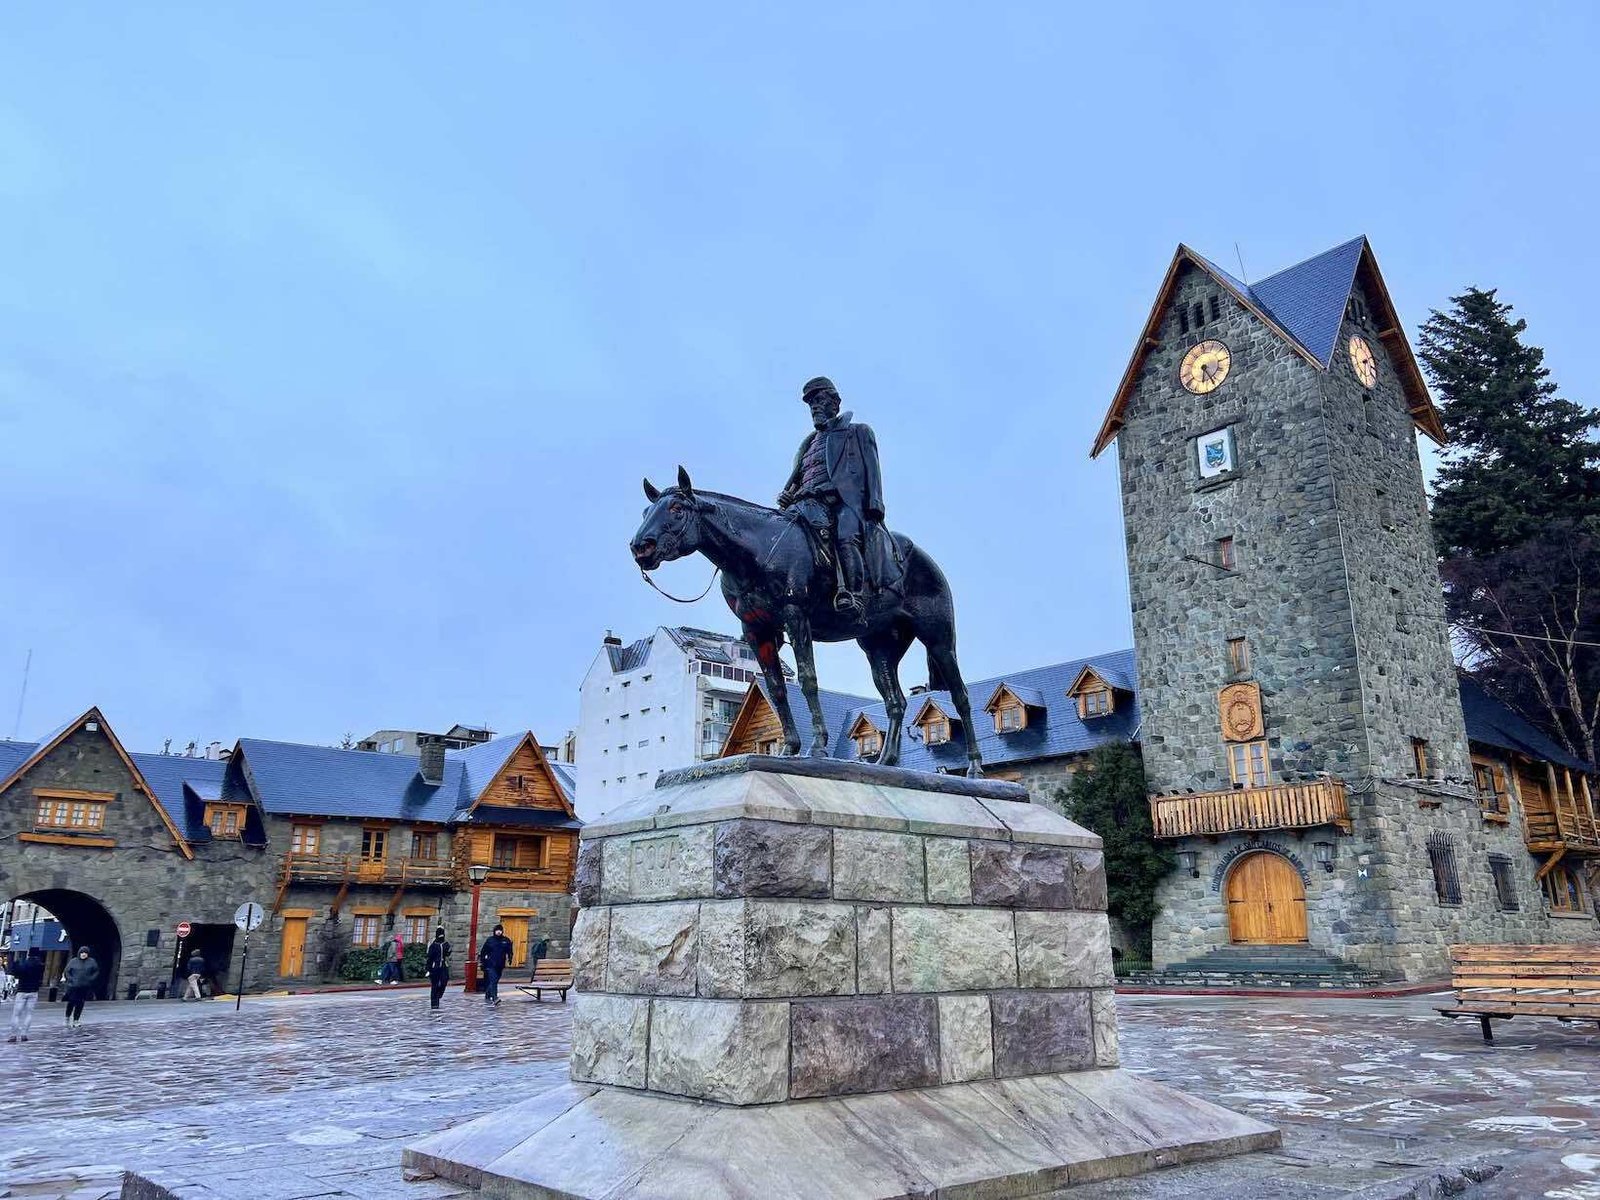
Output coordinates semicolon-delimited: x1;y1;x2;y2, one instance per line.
175;921;192;939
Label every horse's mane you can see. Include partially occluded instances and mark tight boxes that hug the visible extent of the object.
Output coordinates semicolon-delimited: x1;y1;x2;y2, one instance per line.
668;487;779;517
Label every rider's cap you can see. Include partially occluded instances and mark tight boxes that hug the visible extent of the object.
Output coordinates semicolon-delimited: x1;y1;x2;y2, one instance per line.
802;376;838;401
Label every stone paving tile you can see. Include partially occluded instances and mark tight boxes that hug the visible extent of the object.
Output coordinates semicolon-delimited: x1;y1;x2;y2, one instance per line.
7;988;1600;1197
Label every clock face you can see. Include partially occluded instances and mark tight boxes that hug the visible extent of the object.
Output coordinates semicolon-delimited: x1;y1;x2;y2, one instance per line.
1180;340;1231;394
1348;335;1378;387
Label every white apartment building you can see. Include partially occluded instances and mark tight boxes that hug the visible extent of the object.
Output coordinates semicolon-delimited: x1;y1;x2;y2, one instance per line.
575;627;781;818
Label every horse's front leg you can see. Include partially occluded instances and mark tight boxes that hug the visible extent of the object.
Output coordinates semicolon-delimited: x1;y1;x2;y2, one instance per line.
744;621;800;755
782;607;831;757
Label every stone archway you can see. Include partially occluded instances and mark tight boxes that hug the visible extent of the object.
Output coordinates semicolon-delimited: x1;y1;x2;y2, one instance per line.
1223;851;1308;945
11;889;123;1000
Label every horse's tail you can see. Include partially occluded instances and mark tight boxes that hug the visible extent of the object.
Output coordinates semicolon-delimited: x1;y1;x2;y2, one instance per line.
926;646;949;693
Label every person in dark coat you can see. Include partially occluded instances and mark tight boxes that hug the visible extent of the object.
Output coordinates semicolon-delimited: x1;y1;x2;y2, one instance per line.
183;950;208;1001
477;924;514;1006
426;927;452;1011
528;937;549;981
61;947;99;1029
777;376;895;615
6;948;45;1042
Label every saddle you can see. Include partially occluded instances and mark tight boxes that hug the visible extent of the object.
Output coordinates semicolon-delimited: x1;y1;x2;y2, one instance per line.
786;511;907;607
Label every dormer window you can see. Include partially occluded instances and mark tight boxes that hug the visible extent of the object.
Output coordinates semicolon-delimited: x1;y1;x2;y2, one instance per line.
984;682;1044;734
1066;666;1122;721
1081;688;1111;718
997;705;1023;733
911;697;959;747
848;713;883;759
924;717;951;745
204;803;247;839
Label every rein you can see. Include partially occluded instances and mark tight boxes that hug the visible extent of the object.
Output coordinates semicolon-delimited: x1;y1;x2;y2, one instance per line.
639;565;721;604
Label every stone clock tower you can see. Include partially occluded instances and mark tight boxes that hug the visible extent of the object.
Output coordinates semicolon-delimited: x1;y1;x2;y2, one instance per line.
1094;236;1556;979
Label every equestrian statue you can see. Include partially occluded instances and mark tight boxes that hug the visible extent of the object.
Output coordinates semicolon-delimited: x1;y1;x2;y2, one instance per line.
630;376;983;776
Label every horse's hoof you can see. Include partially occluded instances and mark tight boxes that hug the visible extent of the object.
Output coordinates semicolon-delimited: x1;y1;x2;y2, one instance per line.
966;765;985;779
783;743;802;757
809;745;831;759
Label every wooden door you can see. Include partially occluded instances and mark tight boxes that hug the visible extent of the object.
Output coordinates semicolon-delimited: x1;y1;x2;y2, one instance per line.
1225;852;1308;944
499;915;530;968
279;917;308;977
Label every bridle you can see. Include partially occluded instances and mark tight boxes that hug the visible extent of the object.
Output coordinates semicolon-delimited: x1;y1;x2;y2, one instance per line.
637;497;720;604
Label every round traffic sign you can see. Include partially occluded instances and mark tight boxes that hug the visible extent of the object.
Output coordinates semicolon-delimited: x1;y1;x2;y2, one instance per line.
234;902;264;933
175;920;192;938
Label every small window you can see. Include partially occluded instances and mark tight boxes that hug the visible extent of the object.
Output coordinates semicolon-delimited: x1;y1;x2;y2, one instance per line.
1208;295;1221;322
924;717;951;746
757;738;781;755
1543;865;1587;913
403;915;430;945
643;674;652;682
1178;306;1190;335
1228;740;1268;787
411;831;439;861
1474;762;1508;818
1427;832;1461;905
1363;392;1379;436
1226;637;1250;676
996;705;1024;733
1216;537;1236;571
855;730;883;758
1080;689;1112;718
206;804;246;839
1488;855;1519;911
35;797;109;832
1191;302;1205;330
360;828;388;863
289;824;321;856
1412;738;1431;778
507;775;525;792
352;915;381;947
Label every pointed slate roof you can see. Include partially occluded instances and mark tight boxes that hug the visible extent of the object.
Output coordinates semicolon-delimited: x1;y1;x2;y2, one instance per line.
1092;236;1444;456
1458;676;1592;774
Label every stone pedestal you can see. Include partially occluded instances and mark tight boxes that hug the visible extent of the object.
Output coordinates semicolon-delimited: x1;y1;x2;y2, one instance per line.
406;756;1278;1198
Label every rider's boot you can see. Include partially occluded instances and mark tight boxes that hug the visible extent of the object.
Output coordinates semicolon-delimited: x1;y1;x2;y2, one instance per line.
835;542;867;616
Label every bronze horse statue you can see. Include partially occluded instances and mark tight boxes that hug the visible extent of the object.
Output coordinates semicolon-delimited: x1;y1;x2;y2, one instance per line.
630;467;983;776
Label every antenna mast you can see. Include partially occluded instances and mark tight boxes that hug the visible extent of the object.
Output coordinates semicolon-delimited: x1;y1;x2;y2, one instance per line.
1234;242;1250;285
11;649;31;740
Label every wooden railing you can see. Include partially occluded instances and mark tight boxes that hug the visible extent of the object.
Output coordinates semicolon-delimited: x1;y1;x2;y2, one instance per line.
475;864;570;889
1150;779;1351;839
278;852;457;888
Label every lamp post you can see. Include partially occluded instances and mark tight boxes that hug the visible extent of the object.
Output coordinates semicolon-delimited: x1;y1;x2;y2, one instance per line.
463;863;490;994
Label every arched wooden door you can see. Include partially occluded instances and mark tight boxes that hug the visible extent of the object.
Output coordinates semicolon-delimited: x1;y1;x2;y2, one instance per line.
1225;852;1308;944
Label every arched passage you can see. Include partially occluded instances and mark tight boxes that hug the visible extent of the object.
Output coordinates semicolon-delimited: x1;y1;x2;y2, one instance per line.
11;889;122;1000
1224;852;1308;945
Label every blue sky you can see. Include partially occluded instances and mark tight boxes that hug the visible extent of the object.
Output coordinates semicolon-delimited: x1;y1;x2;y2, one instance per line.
1;4;1596;752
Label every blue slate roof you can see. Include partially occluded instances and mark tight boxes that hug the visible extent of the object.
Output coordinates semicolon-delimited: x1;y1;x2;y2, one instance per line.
1459;676;1592;774
131;754;229;840
236;739;469;823
1245;236;1366;367
986;683;1045;710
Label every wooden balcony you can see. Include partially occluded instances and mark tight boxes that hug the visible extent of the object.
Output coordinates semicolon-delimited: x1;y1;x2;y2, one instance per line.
1520;764;1600;855
1150;779;1351;840
277;852;458;889
474;864;571;891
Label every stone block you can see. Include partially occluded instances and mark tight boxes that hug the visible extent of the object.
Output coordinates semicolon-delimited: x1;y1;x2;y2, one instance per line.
976;796;1101;847
745;901;857;997
570;906;610;992
601;826;714;904
713;819;831;898
574;838;603;908
890;907;1017;992
832;829;925;902
570;994;649;1088
696;899;746;998
790;996;939;1098
969;841;1076;909
1071;849;1109;912
924;837;973;904
1091;988;1119;1068
605;902;699;996
937;994;993;1083
856;905;891;994
880;786;1008;839
992;990;1093;1077
1014;910;1114;989
647;998;789;1104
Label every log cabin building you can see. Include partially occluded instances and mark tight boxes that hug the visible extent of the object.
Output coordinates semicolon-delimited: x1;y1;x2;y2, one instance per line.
0;710;579;1000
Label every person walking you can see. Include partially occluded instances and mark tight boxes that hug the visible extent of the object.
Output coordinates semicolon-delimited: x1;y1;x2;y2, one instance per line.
377;930;405;985
61;947;99;1029
426;927;451;1011
6;948;45;1042
477;924;514;1007
182;950;208;1001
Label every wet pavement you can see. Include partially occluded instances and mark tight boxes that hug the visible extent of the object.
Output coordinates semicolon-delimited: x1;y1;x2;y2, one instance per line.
2;988;1598;1198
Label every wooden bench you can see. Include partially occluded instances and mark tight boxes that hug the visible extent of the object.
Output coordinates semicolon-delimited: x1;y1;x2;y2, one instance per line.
516;959;573;1002
1437;943;1600;1042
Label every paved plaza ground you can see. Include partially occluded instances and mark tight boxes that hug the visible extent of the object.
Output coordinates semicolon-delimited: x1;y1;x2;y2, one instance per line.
2;988;1599;1199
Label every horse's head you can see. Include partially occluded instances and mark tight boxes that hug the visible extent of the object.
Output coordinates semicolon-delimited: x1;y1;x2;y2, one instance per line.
631;466;703;571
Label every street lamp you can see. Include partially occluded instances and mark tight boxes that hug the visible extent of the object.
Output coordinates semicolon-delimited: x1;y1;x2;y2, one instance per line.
1176;849;1200;878
1312;841;1336;873
463;863;490;994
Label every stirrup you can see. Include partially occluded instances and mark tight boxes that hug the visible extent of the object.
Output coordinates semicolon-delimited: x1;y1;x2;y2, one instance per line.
834;591;864;615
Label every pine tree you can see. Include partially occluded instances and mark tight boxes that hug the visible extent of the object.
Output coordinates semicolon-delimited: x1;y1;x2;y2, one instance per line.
1419;287;1600;762
1419;286;1600;557
1054;743;1169;962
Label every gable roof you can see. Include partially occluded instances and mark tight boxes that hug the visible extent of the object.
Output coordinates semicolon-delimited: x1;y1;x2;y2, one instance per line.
0;708;196;858
910;694;960;725
985;683;1045;712
1092;236;1444;457
459;731;577;819
1459;675;1592;774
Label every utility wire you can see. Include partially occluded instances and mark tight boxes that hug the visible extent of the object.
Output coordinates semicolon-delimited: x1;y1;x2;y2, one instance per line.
1403;613;1600;650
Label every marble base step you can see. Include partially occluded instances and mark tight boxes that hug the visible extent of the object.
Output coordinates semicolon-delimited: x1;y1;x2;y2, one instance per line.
403;1069;1279;1199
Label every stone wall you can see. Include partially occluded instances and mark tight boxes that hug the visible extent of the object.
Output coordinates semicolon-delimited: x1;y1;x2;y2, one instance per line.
569;763;1117;1105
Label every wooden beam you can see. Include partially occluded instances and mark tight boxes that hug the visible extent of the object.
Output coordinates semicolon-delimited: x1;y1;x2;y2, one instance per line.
17;831;115;849
1537;847;1568;881
33;787;118;802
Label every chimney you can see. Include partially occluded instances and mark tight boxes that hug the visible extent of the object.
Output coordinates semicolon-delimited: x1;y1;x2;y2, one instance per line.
418;735;445;785
603;629;622;647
